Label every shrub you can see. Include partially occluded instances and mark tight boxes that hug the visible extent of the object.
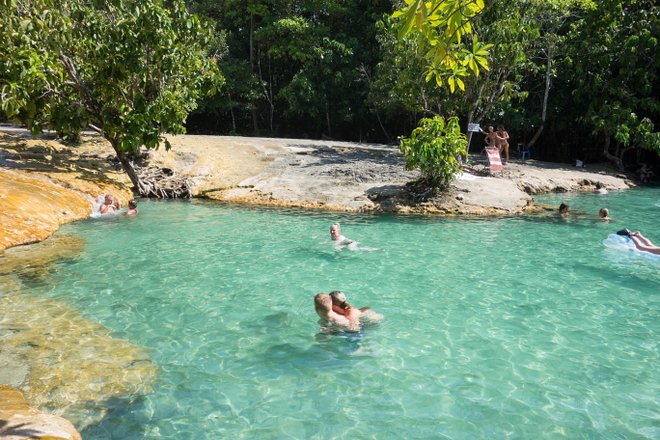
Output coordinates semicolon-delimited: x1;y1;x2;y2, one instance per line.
399;116;467;189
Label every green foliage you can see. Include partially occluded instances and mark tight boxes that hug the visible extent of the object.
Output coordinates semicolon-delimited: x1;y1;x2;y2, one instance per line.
399;115;466;188
391;0;491;92
562;0;659;161
0;0;222;162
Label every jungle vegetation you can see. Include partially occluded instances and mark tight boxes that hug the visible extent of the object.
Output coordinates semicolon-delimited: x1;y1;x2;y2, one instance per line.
2;0;658;194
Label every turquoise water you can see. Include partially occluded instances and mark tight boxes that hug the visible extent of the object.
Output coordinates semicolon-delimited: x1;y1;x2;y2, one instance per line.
9;188;660;439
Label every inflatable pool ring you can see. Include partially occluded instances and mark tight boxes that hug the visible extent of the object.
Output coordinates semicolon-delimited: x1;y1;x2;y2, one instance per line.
603;234;660;260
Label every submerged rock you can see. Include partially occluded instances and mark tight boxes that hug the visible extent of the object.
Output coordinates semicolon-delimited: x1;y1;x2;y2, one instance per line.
0;288;158;426
0;386;82;440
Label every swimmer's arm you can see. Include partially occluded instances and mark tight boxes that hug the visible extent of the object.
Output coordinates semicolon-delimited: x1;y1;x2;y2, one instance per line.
332;304;347;315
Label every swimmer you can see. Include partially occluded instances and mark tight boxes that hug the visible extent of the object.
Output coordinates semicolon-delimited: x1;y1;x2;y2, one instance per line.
329;290;383;325
559;203;570;217
328;223;382;251
314;293;359;332
330;223;357;249
594;182;608;194
125;199;138;216
598;208;613;222
99;194;120;214
629;231;660;255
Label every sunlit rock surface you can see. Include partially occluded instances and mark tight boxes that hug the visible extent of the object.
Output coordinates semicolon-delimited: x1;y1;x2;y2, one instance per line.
0;128;132;252
0;238;158;429
0;386;82;440
0;170;92;251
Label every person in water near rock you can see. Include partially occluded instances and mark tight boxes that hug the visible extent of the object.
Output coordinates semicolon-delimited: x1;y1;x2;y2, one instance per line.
314;293;359;332
125;199;138;216
598;208;613;222
594;182;608;194
99;194;120;214
617;229;660;255
329;290;383;324
559;203;571;217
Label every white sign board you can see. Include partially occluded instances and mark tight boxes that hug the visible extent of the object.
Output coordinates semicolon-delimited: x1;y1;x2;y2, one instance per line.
468;123;482;132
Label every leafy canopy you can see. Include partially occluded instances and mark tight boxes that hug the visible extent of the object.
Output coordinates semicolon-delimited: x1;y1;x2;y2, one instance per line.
0;0;222;155
392;0;492;92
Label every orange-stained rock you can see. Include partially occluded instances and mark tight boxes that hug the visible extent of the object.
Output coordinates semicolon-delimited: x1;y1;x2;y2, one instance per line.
0;128;133;252
0;170;92;251
0;386;82;440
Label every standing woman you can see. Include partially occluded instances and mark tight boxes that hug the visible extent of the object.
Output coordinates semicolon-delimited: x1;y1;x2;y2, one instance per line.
496;125;510;161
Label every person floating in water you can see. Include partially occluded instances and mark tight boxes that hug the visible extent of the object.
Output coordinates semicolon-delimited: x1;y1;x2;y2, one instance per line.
599;208;613;222
328;223;382;251
329;290;383;325
125;199;138;216
618;229;660;255
314;293;359;333
99;194;120;214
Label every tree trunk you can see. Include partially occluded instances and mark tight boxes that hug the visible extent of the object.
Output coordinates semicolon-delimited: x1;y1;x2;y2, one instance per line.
326;104;332;138
529;46;553;149
110;140;147;195
249;14;259;134
602;136;624;170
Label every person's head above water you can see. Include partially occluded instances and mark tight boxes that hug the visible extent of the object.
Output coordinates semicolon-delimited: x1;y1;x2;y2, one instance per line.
314;293;333;317
330;223;342;241
128;199;137;210
103;194;114;205
559;203;570;215
329;290;348;308
599;208;609;218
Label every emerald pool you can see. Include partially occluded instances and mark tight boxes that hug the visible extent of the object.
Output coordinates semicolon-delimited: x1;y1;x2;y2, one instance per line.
4;187;660;439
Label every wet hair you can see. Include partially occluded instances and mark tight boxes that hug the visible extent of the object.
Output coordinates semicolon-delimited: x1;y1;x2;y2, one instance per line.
595;182;603;189
128;199;137;209
559;203;570;213
329;291;349;309
314;293;332;313
599;208;608;218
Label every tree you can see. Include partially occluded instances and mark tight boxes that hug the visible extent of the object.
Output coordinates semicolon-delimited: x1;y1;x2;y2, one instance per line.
392;0;491;91
0;0;222;196
562;0;659;169
399;115;467;189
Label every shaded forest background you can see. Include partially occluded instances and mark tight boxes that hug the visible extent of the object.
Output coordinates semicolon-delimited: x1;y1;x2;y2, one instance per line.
183;0;658;171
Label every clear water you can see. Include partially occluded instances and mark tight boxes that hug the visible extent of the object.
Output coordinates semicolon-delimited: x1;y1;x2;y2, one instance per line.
8;187;660;439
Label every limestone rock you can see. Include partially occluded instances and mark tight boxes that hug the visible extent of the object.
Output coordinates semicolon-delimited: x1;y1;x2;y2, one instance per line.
0;386;81;440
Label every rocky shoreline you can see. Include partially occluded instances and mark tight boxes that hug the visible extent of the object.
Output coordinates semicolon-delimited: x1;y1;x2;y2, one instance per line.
1;125;635;251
